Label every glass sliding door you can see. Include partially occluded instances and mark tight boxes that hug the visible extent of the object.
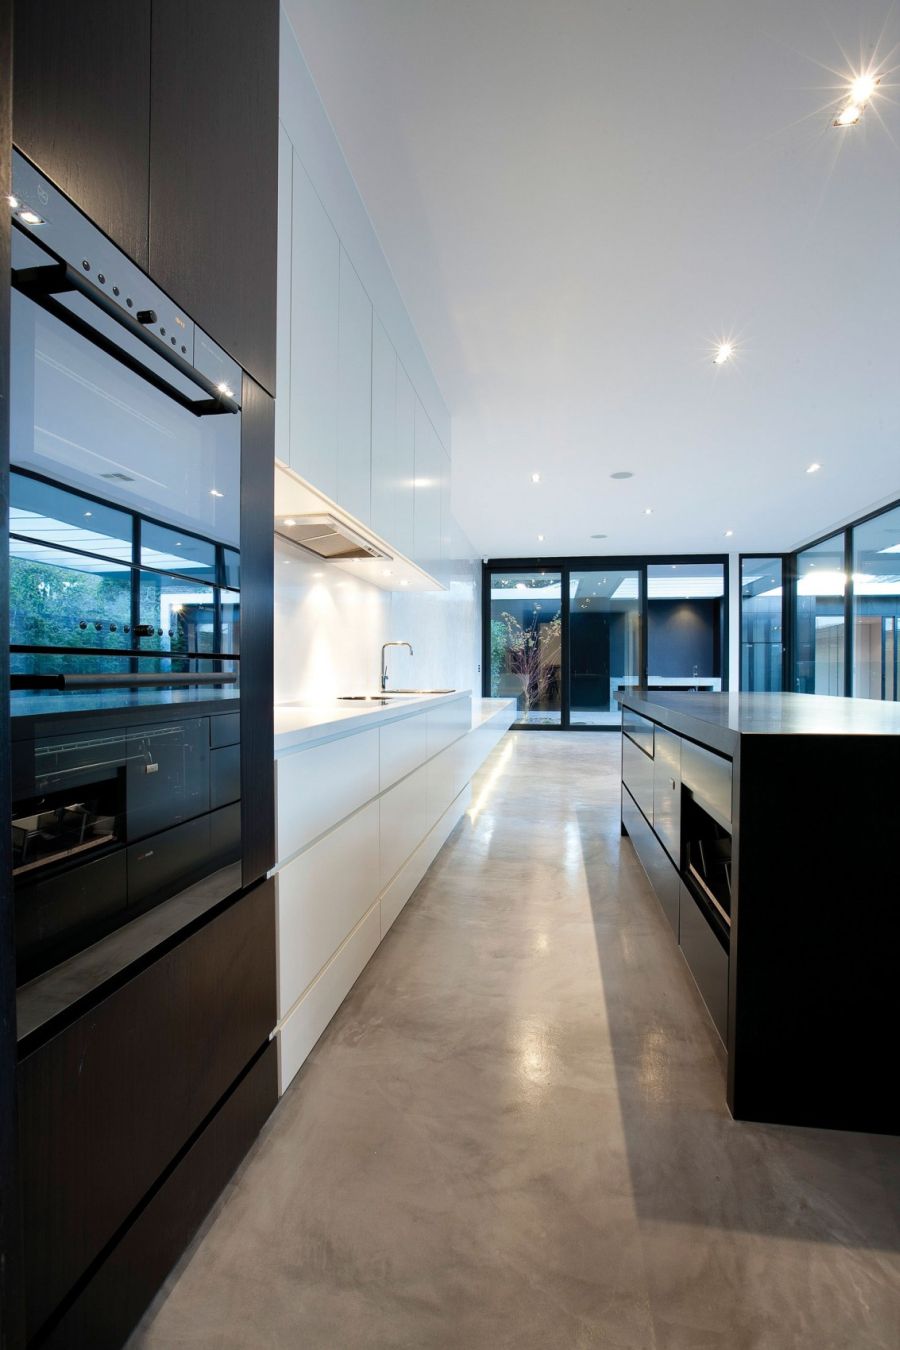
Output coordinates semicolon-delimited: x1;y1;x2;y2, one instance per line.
852;503;900;701
794;534;845;694
488;571;562;725
569;569;640;725
646;563;725;690
740;557;784;691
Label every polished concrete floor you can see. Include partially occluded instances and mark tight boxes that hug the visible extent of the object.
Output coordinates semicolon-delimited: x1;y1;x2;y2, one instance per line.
131;733;900;1350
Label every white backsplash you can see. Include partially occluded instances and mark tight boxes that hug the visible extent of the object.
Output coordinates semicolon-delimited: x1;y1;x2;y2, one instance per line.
273;535;481;705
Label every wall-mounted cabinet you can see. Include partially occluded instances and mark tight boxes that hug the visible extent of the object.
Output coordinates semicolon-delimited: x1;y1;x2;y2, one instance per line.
288;156;340;500
414;399;444;577
337;249;373;525
371;321;416;560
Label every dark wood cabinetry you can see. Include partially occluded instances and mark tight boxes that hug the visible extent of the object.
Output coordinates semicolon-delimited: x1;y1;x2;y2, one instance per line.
12;0;152;268
12;0;279;392
149;0;278;394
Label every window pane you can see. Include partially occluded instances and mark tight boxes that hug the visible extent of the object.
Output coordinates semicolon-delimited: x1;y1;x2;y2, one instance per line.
852;504;900;701
646;563;724;690
9;546;132;652
740;558;783;691
10;472;133;562
138;571;217;654
794;534;845;694
570;570;640;725
489;571;562;725
141;521;218;579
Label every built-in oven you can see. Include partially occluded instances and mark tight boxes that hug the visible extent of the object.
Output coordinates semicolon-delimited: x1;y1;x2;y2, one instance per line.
7;152;247;981
8;149;242;704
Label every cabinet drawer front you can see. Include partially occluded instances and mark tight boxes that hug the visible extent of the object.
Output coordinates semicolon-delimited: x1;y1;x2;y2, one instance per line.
18;878;275;1339
622;735;654;823
380;763;430;890
681;740;732;828
276;800;379;1018
276;729;379;863
652;728;682;864
679;883;728;1043
622;788;679;936
126;719;210;840
622;706;655;756
426;696;470;760
380;713;428;792
210;712;240;748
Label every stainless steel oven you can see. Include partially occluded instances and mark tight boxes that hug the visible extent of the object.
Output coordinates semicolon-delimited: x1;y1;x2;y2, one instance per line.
8;149;242;706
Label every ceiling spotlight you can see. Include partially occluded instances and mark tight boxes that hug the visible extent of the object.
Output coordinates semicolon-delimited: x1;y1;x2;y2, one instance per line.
850;72;879;105
834;103;862;128
610;471;633;480
210;488;224;498
537;534;544;542
18;208;44;225
591;533;608;540
806;463;821;474
644;508;653;515
724;529;734;537
713;342;734;365
84;511;93;518
400;579;409;586
531;472;541;483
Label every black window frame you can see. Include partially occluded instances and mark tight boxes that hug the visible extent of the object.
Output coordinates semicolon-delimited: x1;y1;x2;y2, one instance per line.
738;552;790;692
483;553;730;731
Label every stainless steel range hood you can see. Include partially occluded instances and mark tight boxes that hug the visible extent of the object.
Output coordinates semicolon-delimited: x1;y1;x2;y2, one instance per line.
275;511;391;561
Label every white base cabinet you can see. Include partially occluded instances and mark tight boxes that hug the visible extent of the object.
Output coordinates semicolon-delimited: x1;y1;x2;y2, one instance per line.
273;695;515;1093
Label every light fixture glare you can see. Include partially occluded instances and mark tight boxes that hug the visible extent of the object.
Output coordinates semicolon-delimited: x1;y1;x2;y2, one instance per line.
714;342;734;365
806;462;821;474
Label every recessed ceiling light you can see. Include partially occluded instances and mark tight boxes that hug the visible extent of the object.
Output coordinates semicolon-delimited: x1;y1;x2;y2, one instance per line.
84;511;92;518
724;529;734;537
590;533;607;540
834;103;862;128
400;579;409;586
18;208;44;225
210;488;224;498
806;463;821;474
713;342;734;366
851;72;879;104
610;471;633;480
531;473;541;483
644;508;653;515
537;534;544;542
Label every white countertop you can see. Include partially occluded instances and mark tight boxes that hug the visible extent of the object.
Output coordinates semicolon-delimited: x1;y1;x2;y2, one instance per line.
274;689;472;756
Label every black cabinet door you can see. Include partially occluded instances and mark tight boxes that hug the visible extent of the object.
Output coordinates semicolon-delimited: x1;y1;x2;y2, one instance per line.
12;0;151;268
148;0;278;393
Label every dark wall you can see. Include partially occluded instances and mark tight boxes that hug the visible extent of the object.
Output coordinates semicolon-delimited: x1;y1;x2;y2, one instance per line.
648;599;718;677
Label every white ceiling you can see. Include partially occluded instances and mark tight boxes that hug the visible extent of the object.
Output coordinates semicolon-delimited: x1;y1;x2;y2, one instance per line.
284;0;900;557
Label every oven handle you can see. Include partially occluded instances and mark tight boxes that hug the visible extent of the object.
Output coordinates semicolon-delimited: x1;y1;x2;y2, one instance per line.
11;672;237;691
11;261;241;418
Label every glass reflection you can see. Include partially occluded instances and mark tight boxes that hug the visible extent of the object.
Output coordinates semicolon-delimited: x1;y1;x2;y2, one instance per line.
794;535;845;694
852;503;900;701
740;558;784;691
570;570;640;726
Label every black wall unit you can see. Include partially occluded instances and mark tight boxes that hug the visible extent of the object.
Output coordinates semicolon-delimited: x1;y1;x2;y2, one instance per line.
17;877;276;1343
1;0;26;1341
41;1040;277;1350
12;0;152;269
149;0;279;395
239;374;276;888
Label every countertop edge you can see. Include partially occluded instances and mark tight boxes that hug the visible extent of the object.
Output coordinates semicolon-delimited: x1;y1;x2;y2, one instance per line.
274;689;474;756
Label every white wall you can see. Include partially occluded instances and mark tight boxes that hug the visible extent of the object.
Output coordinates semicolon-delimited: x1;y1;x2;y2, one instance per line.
274;536;481;705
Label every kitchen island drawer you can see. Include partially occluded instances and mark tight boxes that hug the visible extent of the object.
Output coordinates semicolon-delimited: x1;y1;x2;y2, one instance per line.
679;882;728;1043
622;787;679;935
622;706;655;756
622;734;654;823
681;739;732;830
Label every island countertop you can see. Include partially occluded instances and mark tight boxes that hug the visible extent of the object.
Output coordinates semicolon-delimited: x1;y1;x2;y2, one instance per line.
615;689;900;757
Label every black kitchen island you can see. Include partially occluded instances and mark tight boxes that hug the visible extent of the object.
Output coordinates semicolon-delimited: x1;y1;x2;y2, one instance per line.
616;690;899;1134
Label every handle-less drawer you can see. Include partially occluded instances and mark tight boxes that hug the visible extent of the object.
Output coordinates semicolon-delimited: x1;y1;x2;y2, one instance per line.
622;706;655;756
622;734;654;823
652;728;682;864
681;740;732;830
679;882;728;1043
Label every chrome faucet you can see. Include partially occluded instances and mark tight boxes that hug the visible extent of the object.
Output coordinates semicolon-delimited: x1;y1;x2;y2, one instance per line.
381;641;413;690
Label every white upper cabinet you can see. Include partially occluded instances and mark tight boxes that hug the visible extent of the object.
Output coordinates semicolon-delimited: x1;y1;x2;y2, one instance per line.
275;123;292;464
372;321;415;559
394;360;416;560
289;156;339;500
370;315;396;543
337;248;373;526
414;398;443;575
